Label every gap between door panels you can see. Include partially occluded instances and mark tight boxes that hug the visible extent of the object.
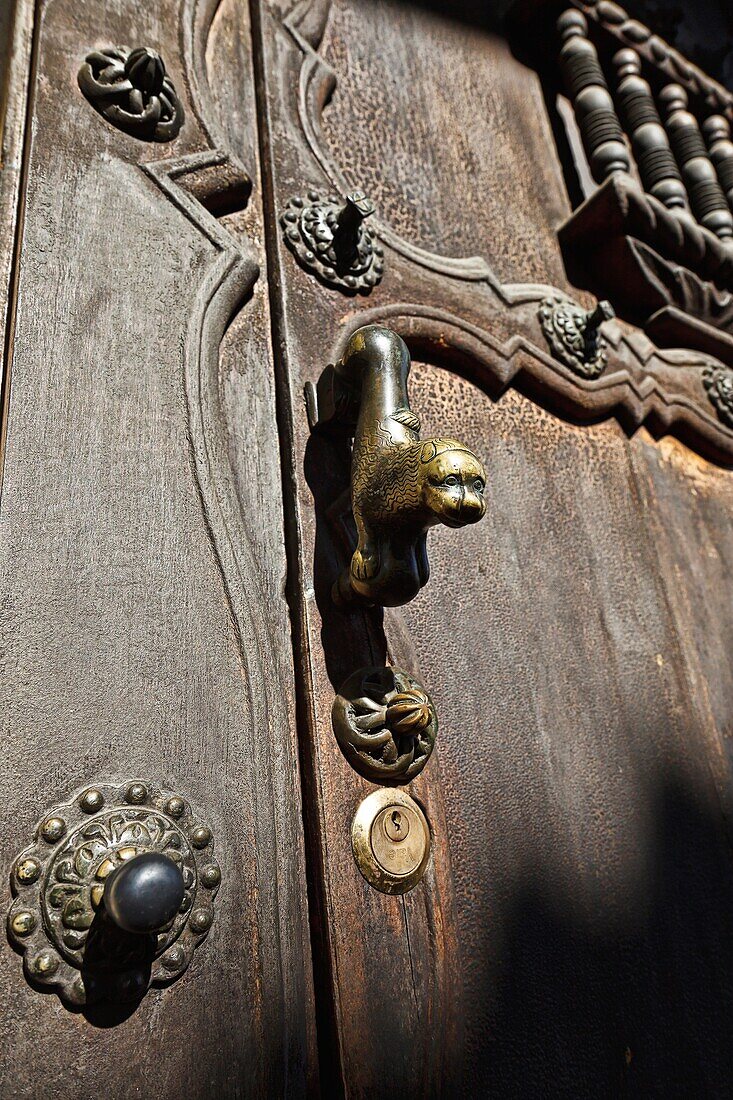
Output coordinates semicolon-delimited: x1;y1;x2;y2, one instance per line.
247;1;347;1096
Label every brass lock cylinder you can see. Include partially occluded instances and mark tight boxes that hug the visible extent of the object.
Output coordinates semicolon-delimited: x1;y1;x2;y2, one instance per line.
351;788;431;895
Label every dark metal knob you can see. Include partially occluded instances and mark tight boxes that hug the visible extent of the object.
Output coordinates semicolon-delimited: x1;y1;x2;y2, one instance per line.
103;852;185;935
124;47;166;96
332;191;376;269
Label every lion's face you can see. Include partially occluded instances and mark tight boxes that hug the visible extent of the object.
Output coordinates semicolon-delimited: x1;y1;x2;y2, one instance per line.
419;440;487;528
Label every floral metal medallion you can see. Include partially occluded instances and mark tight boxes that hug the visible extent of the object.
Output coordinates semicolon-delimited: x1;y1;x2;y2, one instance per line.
539;295;615;378
703;363;733;428
332;665;437;783
7;781;219;1007
280;190;384;292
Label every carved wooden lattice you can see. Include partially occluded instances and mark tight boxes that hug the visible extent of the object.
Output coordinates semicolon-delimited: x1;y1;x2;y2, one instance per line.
554;0;733;418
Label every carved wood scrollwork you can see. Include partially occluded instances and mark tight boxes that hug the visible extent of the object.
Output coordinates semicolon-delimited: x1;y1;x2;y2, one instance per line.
282;0;733;464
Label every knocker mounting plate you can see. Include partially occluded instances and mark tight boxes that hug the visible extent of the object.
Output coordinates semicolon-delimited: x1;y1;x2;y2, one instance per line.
280;190;384;292
8;781;219;1007
78;46;184;142
332;665;437;784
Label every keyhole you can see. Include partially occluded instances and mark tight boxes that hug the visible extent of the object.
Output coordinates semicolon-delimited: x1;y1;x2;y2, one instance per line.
383;807;410;842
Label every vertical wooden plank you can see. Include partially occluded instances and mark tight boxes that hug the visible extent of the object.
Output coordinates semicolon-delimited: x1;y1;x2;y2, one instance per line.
630;434;733;800
0;0;35;484
0;0;316;1096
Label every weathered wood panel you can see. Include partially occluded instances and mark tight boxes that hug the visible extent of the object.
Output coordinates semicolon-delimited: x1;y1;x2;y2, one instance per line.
401;370;733;1095
253;0;733;1094
3;0;732;1095
319;0;569;284
0;0;315;1096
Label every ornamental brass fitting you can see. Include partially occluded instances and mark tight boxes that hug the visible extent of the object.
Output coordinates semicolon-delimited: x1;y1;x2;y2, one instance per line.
310;325;487;608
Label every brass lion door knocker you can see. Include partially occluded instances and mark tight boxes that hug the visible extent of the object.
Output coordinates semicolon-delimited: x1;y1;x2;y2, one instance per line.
308;324;487;607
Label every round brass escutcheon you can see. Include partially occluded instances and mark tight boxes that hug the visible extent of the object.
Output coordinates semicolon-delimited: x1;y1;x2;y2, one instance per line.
351;788;430;895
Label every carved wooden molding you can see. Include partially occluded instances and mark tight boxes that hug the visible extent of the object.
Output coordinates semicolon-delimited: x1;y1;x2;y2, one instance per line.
568;165;733;288
551;7;733;374
141;0;299;876
328;303;733;465
282;0;733;463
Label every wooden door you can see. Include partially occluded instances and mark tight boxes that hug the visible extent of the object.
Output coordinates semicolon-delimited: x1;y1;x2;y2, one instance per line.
253;1;733;1096
2;1;733;1098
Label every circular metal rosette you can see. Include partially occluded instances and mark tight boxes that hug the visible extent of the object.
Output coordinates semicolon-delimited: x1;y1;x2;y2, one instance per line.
7;782;220;1007
280;190;384;292
703;363;733;429
332;666;437;784
538;295;612;379
77;46;184;142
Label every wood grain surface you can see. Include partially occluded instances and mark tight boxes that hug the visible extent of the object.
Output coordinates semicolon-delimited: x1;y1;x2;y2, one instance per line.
0;0;316;1096
253;1;733;1095
2;0;733;1096
0;0;35;485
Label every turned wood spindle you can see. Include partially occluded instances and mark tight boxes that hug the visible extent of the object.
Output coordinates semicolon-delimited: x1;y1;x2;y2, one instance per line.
659;84;733;240
614;49;688;211
558;9;630;183
702;114;733;213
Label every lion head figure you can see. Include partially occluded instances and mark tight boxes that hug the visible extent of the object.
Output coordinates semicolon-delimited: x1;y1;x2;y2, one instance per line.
418;439;487;529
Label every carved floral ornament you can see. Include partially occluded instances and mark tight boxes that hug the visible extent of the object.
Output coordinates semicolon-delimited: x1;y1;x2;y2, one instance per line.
539;296;615;378
537;292;733;432
280;189;384;292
